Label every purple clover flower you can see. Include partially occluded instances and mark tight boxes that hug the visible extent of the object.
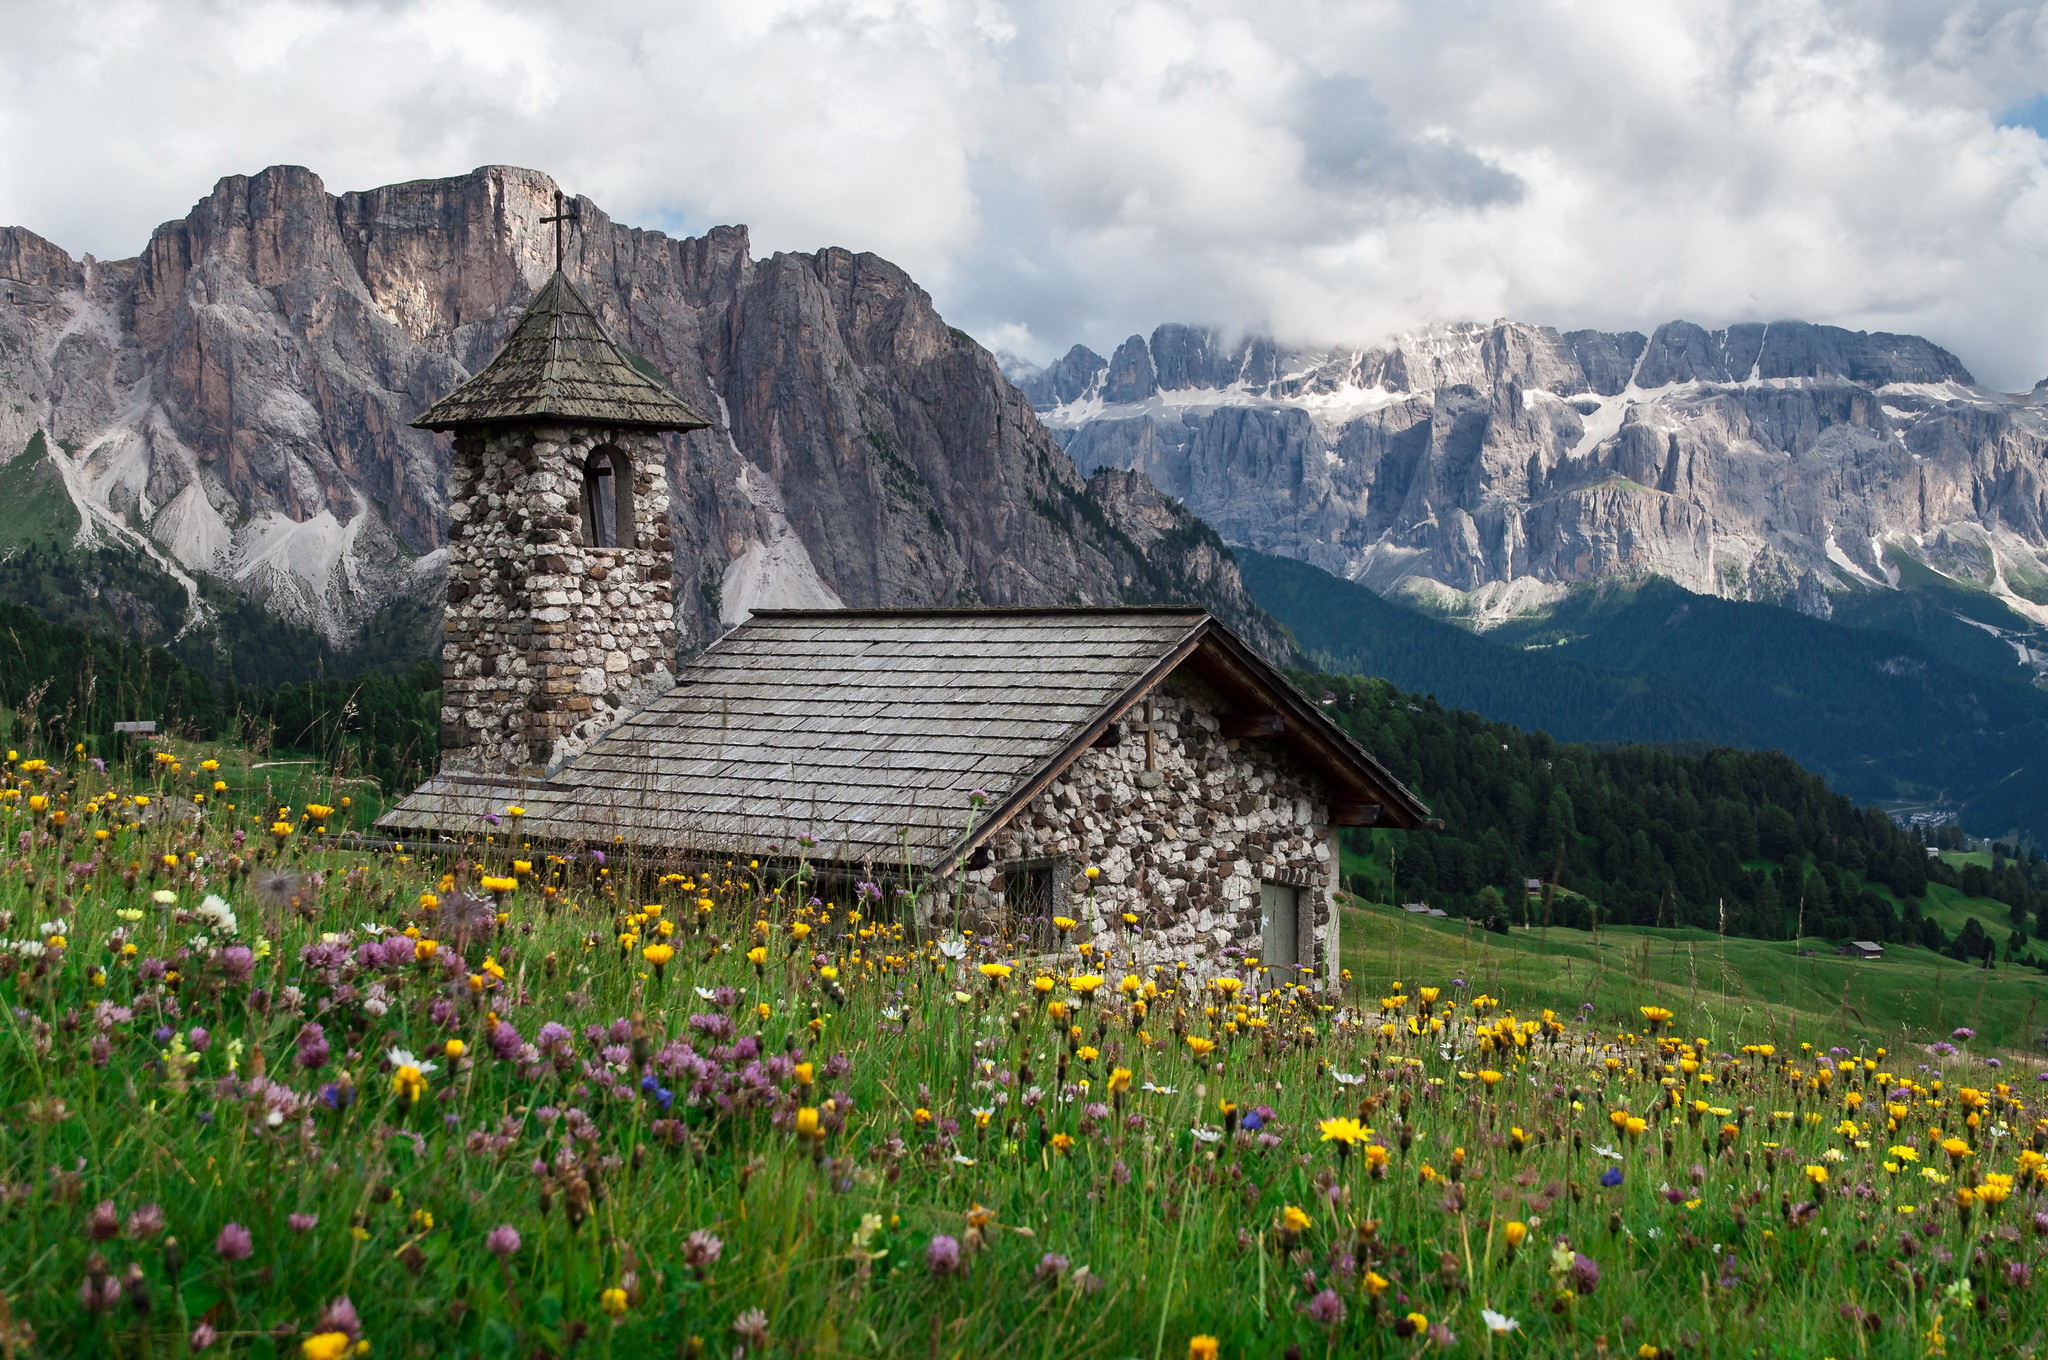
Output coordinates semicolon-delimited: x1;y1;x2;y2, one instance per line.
214;1222;252;1261
926;1234;963;1277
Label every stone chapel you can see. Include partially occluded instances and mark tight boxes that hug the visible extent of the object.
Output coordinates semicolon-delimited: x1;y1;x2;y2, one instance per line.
381;267;1430;984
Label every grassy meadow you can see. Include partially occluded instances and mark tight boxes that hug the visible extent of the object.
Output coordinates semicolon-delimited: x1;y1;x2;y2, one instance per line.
0;743;2044;1359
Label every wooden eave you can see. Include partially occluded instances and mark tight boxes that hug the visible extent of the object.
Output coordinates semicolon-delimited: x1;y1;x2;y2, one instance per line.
946;616;1431;871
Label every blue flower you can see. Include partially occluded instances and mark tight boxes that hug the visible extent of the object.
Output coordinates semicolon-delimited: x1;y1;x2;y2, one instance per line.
640;1073;675;1112
319;1082;354;1110
1600;1167;1624;1188
1241;1111;1264;1132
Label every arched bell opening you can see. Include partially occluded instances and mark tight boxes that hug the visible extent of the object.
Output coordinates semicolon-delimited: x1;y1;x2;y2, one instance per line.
580;446;634;548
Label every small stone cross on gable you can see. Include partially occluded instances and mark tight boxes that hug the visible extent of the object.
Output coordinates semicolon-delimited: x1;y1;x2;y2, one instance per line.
540;189;581;273
1130;701;1165;789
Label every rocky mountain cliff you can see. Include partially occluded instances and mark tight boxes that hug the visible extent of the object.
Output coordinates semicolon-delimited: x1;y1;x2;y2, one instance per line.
0;165;1290;673
1021;319;2048;652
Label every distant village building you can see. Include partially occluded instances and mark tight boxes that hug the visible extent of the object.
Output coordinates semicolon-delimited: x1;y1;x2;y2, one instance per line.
380;267;1430;982
1841;941;1884;960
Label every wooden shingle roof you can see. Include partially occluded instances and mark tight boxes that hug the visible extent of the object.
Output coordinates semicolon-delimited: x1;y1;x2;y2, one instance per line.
377;607;1429;866
412;272;713;433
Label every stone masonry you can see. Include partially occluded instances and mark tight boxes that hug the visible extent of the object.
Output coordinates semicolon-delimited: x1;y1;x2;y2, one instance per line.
968;669;1341;986
441;423;680;775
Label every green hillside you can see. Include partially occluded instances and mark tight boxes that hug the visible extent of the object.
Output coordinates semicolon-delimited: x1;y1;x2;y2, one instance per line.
0;431;83;545
0;431;440;686
1339;899;2048;1055
1305;668;2048;967
1241;550;2048;841
1238;550;1751;743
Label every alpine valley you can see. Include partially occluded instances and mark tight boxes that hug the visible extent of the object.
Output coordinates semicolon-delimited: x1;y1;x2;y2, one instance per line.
1013;321;2048;838
3;166;2046;837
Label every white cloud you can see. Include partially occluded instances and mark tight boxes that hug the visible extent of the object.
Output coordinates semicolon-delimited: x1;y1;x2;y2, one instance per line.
1;0;2045;386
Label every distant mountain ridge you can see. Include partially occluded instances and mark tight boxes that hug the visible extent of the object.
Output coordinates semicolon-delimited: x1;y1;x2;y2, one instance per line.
1019;319;1975;409
1015;317;2048;678
0;165;1292;679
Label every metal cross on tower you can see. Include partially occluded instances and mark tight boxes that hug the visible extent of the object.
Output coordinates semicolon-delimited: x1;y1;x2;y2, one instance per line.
540;189;580;273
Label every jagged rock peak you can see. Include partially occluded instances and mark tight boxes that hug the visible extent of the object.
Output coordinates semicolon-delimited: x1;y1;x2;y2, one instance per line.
1014;317;1975;411
1027;311;2044;632
0;165;1290;666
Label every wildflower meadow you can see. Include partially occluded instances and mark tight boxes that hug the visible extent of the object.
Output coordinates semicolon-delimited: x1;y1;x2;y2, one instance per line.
1;744;2045;1359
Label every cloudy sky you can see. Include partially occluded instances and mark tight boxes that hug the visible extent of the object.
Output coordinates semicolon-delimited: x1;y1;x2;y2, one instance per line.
3;0;2047;386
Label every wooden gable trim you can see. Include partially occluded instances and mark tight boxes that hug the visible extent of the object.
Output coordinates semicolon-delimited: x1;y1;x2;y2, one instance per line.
939;622;1211;872
943;613;1432;872
1180;627;1432;830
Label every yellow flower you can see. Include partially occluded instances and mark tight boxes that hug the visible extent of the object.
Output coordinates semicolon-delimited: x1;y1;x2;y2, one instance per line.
599;1287;629;1317
414;939;438;961
1050;1132;1075;1153
303;1334;354;1360
979;962;1013;980
747;945;768;967
1069;975;1104;996
1032;975;1056;994
270;821;293;837
1503;1220;1529;1249
444;1039;465;1060
1185;1035;1217;1057
1052;916;1078;933
790;921;812;940
794;1107;823;1140
642;943;675;968
1188;1337;1220;1360
1281;1204;1313;1233
1942;1137;1973;1162
505;806;525;817
1803;1164;1829;1185
391;1065;427;1103
1318;1116;1366;1146
480;876;517;895
1084;866;1100;880
1478;1069;1503;1086
1105;1067;1133;1094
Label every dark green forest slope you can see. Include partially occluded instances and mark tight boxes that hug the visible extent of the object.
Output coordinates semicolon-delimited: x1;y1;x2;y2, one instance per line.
1240;551;2048;841
0;601;438;796
1312;672;2047;967
0;579;2037;968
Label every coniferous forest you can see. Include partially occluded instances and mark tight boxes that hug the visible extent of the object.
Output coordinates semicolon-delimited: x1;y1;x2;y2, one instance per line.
0;591;2037;965
1311;672;2048;966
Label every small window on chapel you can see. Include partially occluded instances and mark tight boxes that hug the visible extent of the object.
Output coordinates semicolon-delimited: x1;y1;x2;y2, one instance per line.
582;449;629;548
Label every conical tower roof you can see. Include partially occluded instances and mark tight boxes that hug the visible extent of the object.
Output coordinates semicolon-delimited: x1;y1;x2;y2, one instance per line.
413;272;712;433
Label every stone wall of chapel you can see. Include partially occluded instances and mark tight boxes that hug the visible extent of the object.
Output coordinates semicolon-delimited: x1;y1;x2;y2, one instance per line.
441;423;679;776
973;670;1341;986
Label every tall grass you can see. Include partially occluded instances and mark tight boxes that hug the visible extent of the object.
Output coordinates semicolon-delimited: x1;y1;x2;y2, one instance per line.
0;746;2043;1359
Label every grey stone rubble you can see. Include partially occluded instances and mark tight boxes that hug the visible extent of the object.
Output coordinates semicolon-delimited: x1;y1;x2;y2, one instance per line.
962;670;1342;983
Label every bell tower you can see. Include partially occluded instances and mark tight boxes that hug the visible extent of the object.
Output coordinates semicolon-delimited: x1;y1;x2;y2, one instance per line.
413;249;711;777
